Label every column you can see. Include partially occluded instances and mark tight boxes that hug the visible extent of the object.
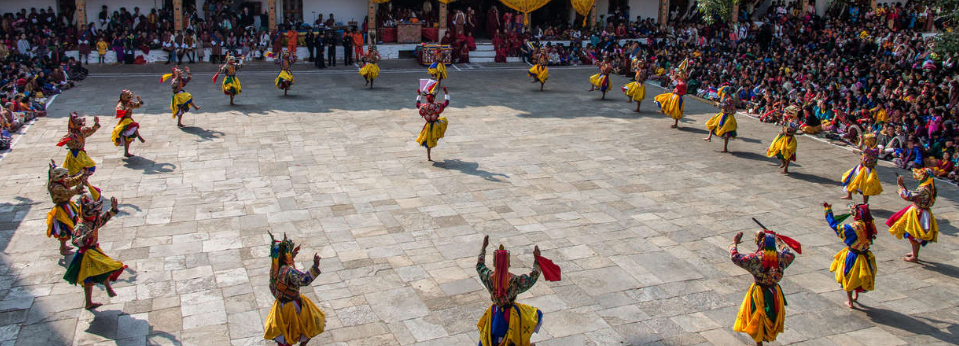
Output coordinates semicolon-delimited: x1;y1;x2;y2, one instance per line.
659;0;669;28
590;2;597;28
439;1;447;42
799;0;807;16
173;0;183;31
268;0;277;30
731;0;738;24
368;0;377;44
76;0;86;30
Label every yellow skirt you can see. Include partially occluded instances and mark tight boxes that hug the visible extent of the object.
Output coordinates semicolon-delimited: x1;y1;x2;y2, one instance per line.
705;111;737;138
275;70;295;89
888;206;938;243
416;118;448;149
263;297;326;344
841;164;883;196
170;91;194;119
63;150;96;176
528;65;548;83
623;81;646;101
734;283;786;343
654;92;684;120
589;73;609;92
766;134;797;161
64;246;126;285
46;202;77;240
222;75;242;96
428;62;447;80
477;303;542;346
830;248;876;292
360;63;380;80
111;118;138;146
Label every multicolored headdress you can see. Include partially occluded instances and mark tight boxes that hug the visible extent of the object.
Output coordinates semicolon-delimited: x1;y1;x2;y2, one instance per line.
47;161;69;184
68;112;83;131
78;193;103;220
756;229;802;269
492;245;510;300
419;79;439;96
119;89;133;101
912;167;933;182
269;232;298;277
677;58;689;72
863;133;877;147
784;105;800;117
832;203;877;240
718;85;732;102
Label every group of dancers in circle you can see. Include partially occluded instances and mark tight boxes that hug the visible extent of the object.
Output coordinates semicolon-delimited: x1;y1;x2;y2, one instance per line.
36;46;943;346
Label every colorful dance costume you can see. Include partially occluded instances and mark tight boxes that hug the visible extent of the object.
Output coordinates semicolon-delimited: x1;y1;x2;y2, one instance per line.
359;49;381;86
824;204;877;293
623;59;647;102
63;194;126;287
161;67;195;120
219;54;243;97
766;120;800;162
705;85;738;138
275;53;295;92
263;233;325;346
58;112;100;176
589;61;611;93
111;90;144;149
415;83;449;150
654;71;686;120
428;50;448;82
528;51;549;84
476;245;543;346
730;232;798;344
841;134;883;197
887;168;938;246
46;165;85;243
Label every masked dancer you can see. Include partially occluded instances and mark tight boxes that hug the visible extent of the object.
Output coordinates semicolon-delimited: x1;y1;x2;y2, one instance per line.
415;81;450;162
476;235;544;346
111;90;145;157
823;202;877;308
359;46;381;89
654;60;688;128
275;51;296;96
887;168;938;263
63;193;125;310
428;49;448;86
730;229;800;346
766;105;802;174
622;58;647;112
46;161;87;255
703;85;738;152
263;232;326;346
588;56;612;99
528;47;548;91
215;52;243;105
161;66;201;128
841;134;883;203
58;112;100;176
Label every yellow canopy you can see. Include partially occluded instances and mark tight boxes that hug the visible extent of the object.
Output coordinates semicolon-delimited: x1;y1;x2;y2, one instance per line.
499;0;552;26
437;0;458;3
571;0;595;27
371;0;390;3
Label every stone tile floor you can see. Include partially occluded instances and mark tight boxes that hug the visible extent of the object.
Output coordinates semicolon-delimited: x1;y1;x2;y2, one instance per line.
0;61;957;345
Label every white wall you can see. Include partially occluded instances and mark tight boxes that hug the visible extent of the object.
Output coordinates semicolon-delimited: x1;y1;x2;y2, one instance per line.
629;0;660;22
1;0;57;14
302;0;366;26
87;0;164;15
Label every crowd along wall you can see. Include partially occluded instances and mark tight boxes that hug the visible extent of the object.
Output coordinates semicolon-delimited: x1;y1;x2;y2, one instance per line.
301;0;366;26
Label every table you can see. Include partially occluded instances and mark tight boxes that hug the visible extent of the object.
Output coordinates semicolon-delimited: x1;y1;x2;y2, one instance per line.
397;23;422;43
378;28;396;43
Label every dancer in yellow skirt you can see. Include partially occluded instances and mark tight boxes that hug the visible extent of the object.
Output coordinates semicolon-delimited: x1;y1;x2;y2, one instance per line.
57;112;100;176
111;90;145;157
275;51;296;96
215;53;243;105
704;85;738;152
823;202;877;308
654;67;687;128
359;46;381;89
730;229;799;345
428;49;448;85
263;232;325;346
622;58;647;112
46;161;86;256
63;193;126;310
415;81;450;162
588;56;612;99
528;47;549;91
476;235;544;346
161;66;201;128
841;134;883;203
766;106;803;174
887;168;938;263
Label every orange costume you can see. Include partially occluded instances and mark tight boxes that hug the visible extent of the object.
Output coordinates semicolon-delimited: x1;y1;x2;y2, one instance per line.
286;30;298;55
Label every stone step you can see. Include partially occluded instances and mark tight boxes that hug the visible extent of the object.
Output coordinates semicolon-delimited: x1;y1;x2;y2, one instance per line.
471;50;495;58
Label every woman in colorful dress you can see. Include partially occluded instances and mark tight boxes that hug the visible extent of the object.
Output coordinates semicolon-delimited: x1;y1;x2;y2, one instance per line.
415;82;450;162
111;90;145;157
766;106;803;174
841;133;883;203
359;46;381;89
623;58;647;112
654;68;687;128
887;168;938;263
217;53;243;105
588;56;612;99
263;232;325;346
162;66;201;128
63;193;126;310
703;85;738;152
58;112;100;176
730;229;799;346
428;49;448;86
275;51;295;96
528;47;549;91
476;235;544;346
823;202;877;308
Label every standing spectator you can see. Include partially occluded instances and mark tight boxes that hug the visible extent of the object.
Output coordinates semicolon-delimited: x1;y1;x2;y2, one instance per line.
78;25;92;65
342;29;353;65
286;29;297;57
352;29;363;62
96;36;108;66
314;30;325;68
325;32;336;66
305;28;315;62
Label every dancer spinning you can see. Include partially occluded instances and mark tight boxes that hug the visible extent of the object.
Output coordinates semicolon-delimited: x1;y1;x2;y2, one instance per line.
359;46;381;89
215;52;243;105
823;202;877;308
653;60;688;128
111;90;145;157
263;232;326;346
275;51;296;96
58;112;100;175
527;47;548;91
415;81;450;162
766;106;802;174
588;56;612;99
161;66;201;127
427;49;448;86
841;133;883;203
622;57;647;112
46;161;86;255
703;85;738;152
887;168;938;263
63;193;126;310
730;228;800;346
476;235;544;346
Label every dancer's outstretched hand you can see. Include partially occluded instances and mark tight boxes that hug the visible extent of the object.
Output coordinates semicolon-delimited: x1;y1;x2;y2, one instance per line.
533;245;541;258
482;235;489;249
313;253;321;269
733;232;743;244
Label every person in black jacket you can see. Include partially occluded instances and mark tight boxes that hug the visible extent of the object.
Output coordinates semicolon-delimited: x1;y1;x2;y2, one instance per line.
305;29;315;62
342;29;353;65
325;32;336;66
314;31;325;68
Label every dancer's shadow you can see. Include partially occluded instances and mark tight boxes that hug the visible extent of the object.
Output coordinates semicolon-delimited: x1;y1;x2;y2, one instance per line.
114;267;138;284
858;303;959;344
677;126;708;135
116;203;141;217
786;171;839;186
122;156;176;175
432;159;508;182
920;261;959;279
180;126;224;142
739;137;762;144
730;151;772;163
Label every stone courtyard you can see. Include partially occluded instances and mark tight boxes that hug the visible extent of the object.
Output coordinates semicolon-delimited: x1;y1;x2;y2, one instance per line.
0;60;958;346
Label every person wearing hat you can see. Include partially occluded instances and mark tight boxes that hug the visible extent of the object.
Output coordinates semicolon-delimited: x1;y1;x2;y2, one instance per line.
216;52;243;105
823;202;878;308
358;46;380;89
588;55;613;100
112;90;145;157
46;161;87;256
415;83;450;162
766;105;803;174
57;112;100;178
63;192;125;310
841;133;883;203
730;229;799;345
262;232;325;346
653;66;687;128
427;49;449;87
476;235;544;346
528;47;549;91
887;168;938;263
704;84;737;152
275;51;296;96
622;57;647;112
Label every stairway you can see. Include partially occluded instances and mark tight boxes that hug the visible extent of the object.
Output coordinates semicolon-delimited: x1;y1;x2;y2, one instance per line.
469;43;522;63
